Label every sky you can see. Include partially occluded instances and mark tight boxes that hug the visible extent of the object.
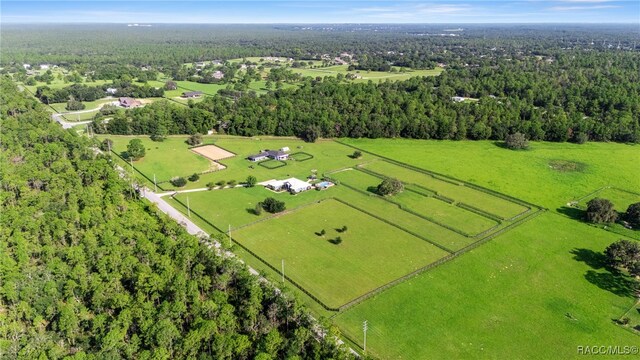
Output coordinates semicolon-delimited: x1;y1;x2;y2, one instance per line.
2;1;639;24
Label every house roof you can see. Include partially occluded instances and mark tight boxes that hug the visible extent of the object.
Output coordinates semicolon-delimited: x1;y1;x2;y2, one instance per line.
183;91;203;97
248;150;289;160
119;97;141;107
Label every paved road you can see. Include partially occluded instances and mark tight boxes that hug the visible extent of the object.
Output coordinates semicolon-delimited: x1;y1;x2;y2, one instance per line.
143;189;209;238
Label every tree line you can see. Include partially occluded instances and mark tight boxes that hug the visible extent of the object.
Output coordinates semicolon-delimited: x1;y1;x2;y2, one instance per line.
94;50;639;143
0;77;352;359
35;81;164;104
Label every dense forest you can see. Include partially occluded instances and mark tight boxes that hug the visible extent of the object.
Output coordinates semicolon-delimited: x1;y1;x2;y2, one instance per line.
0;78;352;359
94;49;639;143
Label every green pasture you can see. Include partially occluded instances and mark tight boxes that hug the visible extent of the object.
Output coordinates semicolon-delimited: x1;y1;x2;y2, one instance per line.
330;168;500;236
341;139;640;211
233;199;449;308
578;187;639;212
362;159;530;219
105;136;215;182
290;65;444;83
395;191;499;236
48;97;117;113
334;213;639;359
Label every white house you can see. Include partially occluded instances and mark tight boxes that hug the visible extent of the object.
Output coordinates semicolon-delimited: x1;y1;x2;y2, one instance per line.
39;64;51;70
23;64;31;70
248;150;289;162
264;178;312;194
106;88;118;95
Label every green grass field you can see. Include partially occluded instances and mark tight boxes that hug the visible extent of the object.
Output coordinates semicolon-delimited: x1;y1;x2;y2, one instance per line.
394;191;499;236
362;160;529;219
341;139;639;211
106;136;216;182
122;136;638;358
333;213;639;359
290;65;444;83
579;188;640;212
234;199;449;308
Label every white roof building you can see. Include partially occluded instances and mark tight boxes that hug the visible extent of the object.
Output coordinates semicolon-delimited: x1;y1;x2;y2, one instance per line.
264;178;312;194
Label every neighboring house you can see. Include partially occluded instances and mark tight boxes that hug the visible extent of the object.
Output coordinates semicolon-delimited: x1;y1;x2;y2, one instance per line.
264;178;312;194
182;91;203;98
451;96;465;102
212;60;222;65
119;97;142;108
195;61;206;68
39;64;50;70
212;71;224;79
23;64;31;70
247;150;289;162
106;88;118;95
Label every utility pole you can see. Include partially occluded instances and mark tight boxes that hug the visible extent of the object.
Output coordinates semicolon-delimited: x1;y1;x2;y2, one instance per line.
187;196;191;218
228;224;232;248
153;174;157;192
129;157;134;174
281;259;285;283
363;320;368;354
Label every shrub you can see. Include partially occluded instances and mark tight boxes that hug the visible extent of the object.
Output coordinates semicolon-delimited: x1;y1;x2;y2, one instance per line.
216;180;226;187
261;197;286;213
126;139;145;160
188;173;200;182
186;133;203;146
586;198;618;224
66;98;85;111
351;150;362;159
227;180;237;187
624;202;640;228
245;175;257;187
320;229;326;236
504;132;529;150
206;182;215;190
254;203;263;215
171;177;187;187
100;138;113;152
377;178;404;196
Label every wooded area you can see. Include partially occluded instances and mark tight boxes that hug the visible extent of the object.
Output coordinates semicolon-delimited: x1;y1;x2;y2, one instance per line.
0;77;352;359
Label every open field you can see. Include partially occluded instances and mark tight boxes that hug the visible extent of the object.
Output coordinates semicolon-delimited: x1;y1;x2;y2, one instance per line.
290;65;444;83
333;213;639;359
124;136;638;358
340;139;639;211
105;136;216;182
394;191;499;236
234;199;449;308
361;160;529;219
577;187;640;212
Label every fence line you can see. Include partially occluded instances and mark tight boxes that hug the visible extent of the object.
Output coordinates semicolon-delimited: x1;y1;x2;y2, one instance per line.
334;208;545;312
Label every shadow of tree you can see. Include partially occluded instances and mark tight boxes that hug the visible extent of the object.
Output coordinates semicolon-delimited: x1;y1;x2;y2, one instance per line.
584;270;638;298
572;248;638;298
492;141;509;149
557;206;584;221
570;248;607;270
366;186;379;195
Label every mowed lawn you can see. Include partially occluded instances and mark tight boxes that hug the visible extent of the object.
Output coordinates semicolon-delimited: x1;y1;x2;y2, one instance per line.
176;137;364;190
334;213;639;359
105;136;215;182
362;160;529;219
234;199;449;308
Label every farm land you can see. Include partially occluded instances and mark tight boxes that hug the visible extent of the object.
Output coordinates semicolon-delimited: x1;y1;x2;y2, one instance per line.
101;134;640;358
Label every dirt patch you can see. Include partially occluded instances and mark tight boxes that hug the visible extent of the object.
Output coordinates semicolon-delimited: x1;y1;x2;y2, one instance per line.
191;145;235;161
549;160;587;172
